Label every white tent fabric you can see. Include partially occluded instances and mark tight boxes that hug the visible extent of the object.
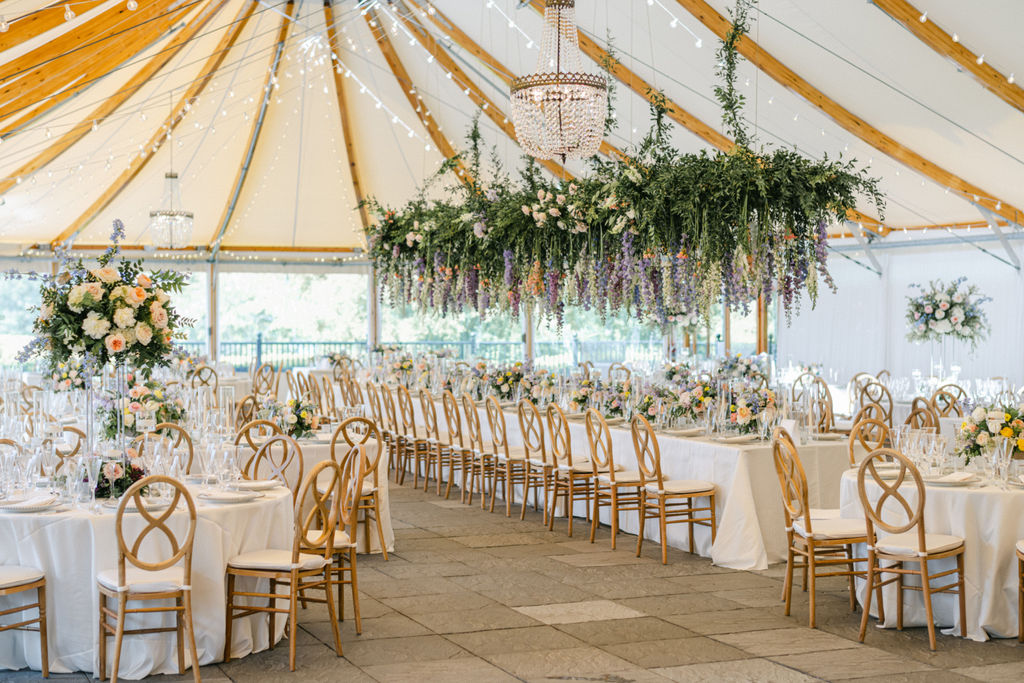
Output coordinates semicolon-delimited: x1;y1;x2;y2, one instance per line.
0;0;1022;252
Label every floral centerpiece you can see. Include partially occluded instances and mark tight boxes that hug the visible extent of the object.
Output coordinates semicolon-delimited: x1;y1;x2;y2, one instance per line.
955;405;1024;463
717;353;768;381
602;381;632;419
388;355;415;385
674;380;718;423
167;347;203;376
259;397;319;439
488;362;525;401
521;369;556;404
906;277;990;349
50;358;85;392
568;378;596;413
19;221;189;372
662;362;692;385
728;388;777;435
798;362;823;376
99;377;186;440
95;449;146;499
636;386;678;420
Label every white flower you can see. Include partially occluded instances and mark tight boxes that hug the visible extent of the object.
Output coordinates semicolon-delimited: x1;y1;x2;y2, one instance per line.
977;432;990;446
971;406;986;422
952;293;964;303
155;289;169;304
113;307;135;328
90;266;119;284
934;309;946;320
135;322;153;346
82;311;111;339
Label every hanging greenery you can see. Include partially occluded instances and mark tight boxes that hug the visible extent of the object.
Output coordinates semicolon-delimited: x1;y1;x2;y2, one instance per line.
363;0;883;326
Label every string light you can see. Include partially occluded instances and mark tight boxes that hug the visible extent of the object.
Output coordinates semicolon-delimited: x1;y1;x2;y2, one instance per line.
0;17;8;32
644;0;703;46
976;53;984;65
918;11;927;22
126;0;137;10
63;4;75;21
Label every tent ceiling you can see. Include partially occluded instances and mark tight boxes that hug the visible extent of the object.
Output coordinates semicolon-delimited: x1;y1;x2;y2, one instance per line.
0;0;1021;254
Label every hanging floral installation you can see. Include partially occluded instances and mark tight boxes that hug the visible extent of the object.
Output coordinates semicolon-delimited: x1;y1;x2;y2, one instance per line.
364;1;883;326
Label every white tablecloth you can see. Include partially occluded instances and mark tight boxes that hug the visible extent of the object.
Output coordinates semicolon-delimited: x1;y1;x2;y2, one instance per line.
839;471;1024;641
414;399;854;570
0;487;292;678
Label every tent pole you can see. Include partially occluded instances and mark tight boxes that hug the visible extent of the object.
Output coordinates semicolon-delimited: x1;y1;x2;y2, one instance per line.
367;268;381;353
523;303;535;365
208;261;218;361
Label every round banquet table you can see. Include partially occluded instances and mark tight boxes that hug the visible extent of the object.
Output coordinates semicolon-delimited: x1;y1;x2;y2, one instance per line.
839;470;1024;641
0;487;292;678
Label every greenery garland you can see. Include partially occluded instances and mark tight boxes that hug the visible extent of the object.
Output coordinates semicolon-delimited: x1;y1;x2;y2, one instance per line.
363;0;883;326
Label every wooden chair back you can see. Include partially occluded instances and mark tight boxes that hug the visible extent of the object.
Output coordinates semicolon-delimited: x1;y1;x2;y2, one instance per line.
332;416;383;472
234;419;283;451
336;444;368;539
791;372;817;403
441;390;464;448
485;395;512;457
349;379;364;406
54;426;85;467
114;475;196;590
419;389;440;440
365;383;385;430
236;394;258;429
296;461;342;561
607;362;631;383
518;399;548;467
249;434;304;499
848;417;890;467
252;363;276;397
379;385;400;436
630;414;663;490
930;388;963;418
585;408;615;480
461;393;484;453
856;448;927;551
771;427;811;533
857;381;893;426
396;385;418;438
191;365;218;393
546;402;575;466
905;407;938;431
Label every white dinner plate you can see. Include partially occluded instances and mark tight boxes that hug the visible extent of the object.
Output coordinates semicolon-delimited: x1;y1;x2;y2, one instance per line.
665;428;704;437
717;434;758;444
230;479;281;492
198;490;262;504
0;496;61;514
923;474;979;487
186;474;217;485
103;497;173;513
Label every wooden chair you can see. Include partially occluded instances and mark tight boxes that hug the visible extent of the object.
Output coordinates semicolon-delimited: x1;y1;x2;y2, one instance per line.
460;392;492;507
809;378;835;433
438;391;471;500
348;379;364;408
905;407;938;431
306;379;323;417
293;373;311;401
234;419;283;471
224;461;343;670
412;390;446;489
930;388;964;418
848;372;877;411
586;408;642;549
252;363;276;398
54;425;85;468
856;448;966;650
546;403;594;536
631;414;716;564
791;372;817;404
190;365;218;395
321;377;338;420
331;417;388;560
607;362;631;384
235;394;258;429
1018;540;1024;642
98;476;199;682
772;427;865;628
858;381;893;428
19;384;42;414
365;384;391;473
876;369;891;382
486;395;527;516
248;434;304;500
848;418;890;468
518;399;554;524
0;565;48;678
137;423;194;474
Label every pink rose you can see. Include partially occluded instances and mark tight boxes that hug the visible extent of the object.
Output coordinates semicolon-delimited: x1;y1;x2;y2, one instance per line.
939;301;950;310
924;305;933;314
102;462;123;481
128;401;143;413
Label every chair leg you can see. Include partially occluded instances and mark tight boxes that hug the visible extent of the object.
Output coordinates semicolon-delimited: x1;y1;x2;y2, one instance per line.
896;565;904;630
176;595;185;674
288;572;299;671
845;545;857;611
610;488;619;550
636;495;646;558
182;591;200;683
37;584;48;679
268;578;277;650
322;570;343;657
373;497;389;561
349;550;362;635
957;552;967;638
807;543;818;628
686;498;695;552
98;591;107;680
783;547;795;616
110;593;128;683
919;558;937;651
337;561;345;623
589;486;600;544
520;470;530;521
859;552;876;643
1018;556;1023;642
709;494;717;543
505;465;513;518
658;497;668;565
223;574;235;663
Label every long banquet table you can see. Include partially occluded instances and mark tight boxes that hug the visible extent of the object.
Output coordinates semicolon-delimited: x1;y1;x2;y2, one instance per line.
839;471;1024;641
415;398;858;570
0;487;292;678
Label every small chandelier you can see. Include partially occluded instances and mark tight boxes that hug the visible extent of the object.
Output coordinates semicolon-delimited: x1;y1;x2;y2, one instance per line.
148;171;194;249
510;0;607;162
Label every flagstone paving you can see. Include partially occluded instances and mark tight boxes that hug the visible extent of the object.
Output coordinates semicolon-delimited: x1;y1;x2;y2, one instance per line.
13;480;1021;682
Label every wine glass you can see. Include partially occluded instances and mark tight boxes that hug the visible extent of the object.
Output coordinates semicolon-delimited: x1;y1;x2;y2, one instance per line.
84;455;102;512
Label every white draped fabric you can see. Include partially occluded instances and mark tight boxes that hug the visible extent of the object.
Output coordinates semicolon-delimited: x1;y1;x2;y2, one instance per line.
839;472;1023;641
777;246;1024;386
0;488;293;678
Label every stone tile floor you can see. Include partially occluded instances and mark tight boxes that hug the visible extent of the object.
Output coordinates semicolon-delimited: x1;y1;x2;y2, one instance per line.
10;481;1023;682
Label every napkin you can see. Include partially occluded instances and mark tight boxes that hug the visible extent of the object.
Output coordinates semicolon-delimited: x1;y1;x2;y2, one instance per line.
934;472;974;483
0;494;57;510
198;490;258;503
231;480;279;491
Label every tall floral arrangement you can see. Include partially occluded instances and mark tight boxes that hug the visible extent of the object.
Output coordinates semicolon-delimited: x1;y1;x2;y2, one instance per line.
906;277;989;349
98;376;186;440
17;221;189;371
363;2;882;327
717;353;768;381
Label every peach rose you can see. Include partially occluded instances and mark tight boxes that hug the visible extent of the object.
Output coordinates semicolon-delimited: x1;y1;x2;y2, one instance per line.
136;273;152;288
90;266;119;284
102;461;123;481
104;333;126;354
125;286;146;307
149;302;168;329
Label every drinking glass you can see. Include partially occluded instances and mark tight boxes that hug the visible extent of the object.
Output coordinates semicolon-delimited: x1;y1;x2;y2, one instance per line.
84;455;102;512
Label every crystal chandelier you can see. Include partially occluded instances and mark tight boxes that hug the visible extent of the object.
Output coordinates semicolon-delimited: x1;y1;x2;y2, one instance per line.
510;0;607;162
149;171;194;249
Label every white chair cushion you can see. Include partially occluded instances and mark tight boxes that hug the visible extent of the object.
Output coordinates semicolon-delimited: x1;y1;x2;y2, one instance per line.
876;532;964;556
361;480;377;496
1017;539;1024;556
228;549;329;571
0;565;43;589
793;517;866;541
528;458;549;469
644;479;715;495
598;470;644;485
305;529;354;550
557;462;595;474
496;446;528;461
810;508;842;520
97;566;185;593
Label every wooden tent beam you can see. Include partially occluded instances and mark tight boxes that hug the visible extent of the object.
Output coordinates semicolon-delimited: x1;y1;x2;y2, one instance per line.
323;0;370;234
392;0;571;180
407;0;624;161
0;0;109;53
671;0;1024;227
0;0;198;137
0;0;228;195
526;0;882;233
208;0;295;251
363;5;472;184
872;0;1024;115
50;0;259;246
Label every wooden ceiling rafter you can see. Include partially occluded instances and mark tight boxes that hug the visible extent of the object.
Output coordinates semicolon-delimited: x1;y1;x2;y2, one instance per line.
207;0;295;252
872;0;1024;115
50;0;260;246
390;0;571;180
323;0;371;235
363;5;472;185
671;0;1024;229
406;0;625;162
524;0;884;234
0;0;229;196
0;0;109;53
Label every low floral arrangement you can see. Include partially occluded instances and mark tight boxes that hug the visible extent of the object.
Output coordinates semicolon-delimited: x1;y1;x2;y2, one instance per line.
602;381;632;419
521;369;556;404
323;352;348;365
662;362;692;385
636;387;678;420
18;221;189;371
259;397;319;439
50;358;85;392
729;388;777;435
674;380;718;423
388;355;415;385
717;353;767;381
798;362;823;376
955;405;1024;463
906;277;990;349
167;347;204;376
95;449;146;499
372;344;401;355
488;362;525;401
568;379;596;413
99;377;186;439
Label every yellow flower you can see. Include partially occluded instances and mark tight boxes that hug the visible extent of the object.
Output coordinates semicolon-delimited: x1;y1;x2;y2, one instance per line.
1006;413;1012;422
300;411;308;419
1000;426;1014;438
1017;438;1024;452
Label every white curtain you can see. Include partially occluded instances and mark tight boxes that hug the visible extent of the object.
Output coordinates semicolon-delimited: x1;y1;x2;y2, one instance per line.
776;242;1024;386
